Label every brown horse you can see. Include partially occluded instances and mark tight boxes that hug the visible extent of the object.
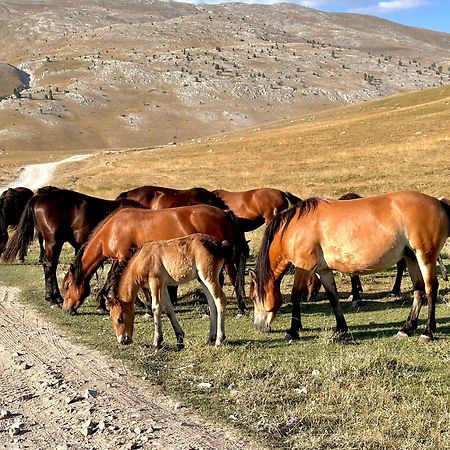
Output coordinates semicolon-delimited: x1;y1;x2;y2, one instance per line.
117;185;228;210
305;193;449;306
62;204;248;315
213;188;300;232
2;189;142;306
108;234;230;349
250;191;450;342
0;187;34;258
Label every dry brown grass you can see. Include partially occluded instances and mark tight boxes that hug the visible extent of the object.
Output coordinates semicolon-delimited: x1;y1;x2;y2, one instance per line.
51;84;450;199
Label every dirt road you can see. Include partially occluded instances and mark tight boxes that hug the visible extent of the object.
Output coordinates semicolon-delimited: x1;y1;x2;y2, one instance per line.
0;286;263;450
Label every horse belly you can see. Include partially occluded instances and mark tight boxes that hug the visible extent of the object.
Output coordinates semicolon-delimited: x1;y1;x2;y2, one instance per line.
320;234;407;275
163;256;197;285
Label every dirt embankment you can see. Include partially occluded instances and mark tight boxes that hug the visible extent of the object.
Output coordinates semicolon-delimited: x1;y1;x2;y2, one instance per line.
0;286;263;450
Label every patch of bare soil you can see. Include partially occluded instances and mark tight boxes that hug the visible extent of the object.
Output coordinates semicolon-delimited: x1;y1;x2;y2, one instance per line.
0;286;263;450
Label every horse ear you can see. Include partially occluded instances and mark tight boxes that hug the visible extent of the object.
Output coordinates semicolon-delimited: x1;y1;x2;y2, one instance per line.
68;263;74;273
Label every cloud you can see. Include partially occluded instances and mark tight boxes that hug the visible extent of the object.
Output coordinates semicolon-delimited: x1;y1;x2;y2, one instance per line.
354;0;428;14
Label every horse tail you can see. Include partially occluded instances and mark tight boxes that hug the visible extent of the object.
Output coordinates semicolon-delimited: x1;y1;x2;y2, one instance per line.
225;210;249;306
439;198;450;237
2;195;38;263
0;195;7;243
284;191;301;207
200;235;233;260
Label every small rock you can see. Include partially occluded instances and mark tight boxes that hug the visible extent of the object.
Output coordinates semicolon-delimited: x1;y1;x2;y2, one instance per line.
8;422;24;437
0;409;10;419
19;361;32;370
81;419;97;437
311;370;321;377
65;394;82;405
97;420;106;432
84;389;98;399
196;382;212;388
134;426;142;435
227;383;235;390
294;386;308;394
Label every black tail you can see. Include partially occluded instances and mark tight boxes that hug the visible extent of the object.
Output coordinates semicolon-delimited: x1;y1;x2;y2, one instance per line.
225;210;250;312
2;196;38;262
0;197;7;252
284;191;301;207
440;198;450;237
200;235;233;260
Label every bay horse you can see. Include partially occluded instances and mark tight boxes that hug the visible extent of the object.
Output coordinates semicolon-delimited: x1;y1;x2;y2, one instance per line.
0;187;33;258
117;185;228;210
108;234;231;349
62;204;249;315
212;188;300;232
250;191;450;342
305;193;449;306
2;189;143;306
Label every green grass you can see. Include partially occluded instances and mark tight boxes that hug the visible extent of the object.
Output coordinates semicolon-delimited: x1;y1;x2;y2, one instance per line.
1;242;450;449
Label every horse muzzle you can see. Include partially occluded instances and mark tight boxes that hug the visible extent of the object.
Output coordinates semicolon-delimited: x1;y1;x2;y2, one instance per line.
118;333;133;345
254;310;272;333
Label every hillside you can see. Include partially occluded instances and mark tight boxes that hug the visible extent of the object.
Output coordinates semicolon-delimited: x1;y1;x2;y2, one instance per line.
52;83;450;199
0;0;449;156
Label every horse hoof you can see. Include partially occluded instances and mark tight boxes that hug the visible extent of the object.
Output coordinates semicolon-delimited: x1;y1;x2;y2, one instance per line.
395;331;409;339
419;334;432;343
285;332;300;342
176;343;185;351
50;303;62;309
390;291;401;298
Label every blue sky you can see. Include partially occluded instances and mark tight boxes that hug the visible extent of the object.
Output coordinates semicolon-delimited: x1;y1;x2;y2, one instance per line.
182;0;450;33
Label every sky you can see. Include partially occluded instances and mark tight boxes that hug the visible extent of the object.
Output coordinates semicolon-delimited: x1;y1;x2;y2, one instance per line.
181;0;450;33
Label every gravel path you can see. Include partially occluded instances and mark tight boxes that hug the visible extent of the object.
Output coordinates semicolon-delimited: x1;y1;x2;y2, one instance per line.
0;286;263;450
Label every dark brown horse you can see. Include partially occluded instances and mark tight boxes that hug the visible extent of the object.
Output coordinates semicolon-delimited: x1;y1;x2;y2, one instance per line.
250;191;450;342
213;188;300;232
2;189;142;306
0;187;33;258
117;185;228;210
62;204;249;315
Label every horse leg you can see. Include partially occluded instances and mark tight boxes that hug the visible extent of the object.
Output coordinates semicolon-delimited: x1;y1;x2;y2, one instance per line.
141;288;153;317
306;272;321;302
397;253;425;338
199;280;219;345
224;262;247;315
203;276;227;346
161;288;184;350
391;258;406;296
96;261;118;312
37;232;45;264
167;285;178;306
287;268;308;340
149;279;163;349
319;271;348;335
416;255;438;342
437;256;448;281
349;275;363;307
42;239;63;306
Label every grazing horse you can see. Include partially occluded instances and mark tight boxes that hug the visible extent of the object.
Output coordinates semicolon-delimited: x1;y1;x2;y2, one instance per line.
0;187;33;258
250;191;450;342
62;204;249;315
305;193;449;306
117;185;228;210
212;188;300;232
108;234;230;348
2;189;142;306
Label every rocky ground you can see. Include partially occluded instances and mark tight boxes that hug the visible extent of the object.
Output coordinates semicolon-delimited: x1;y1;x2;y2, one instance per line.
0;0;450;154
0;286;262;450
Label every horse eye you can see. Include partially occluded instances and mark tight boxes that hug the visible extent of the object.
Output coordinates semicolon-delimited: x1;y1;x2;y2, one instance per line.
117;317;124;325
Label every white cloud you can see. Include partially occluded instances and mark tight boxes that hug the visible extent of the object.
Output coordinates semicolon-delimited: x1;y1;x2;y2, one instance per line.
354;0;428;14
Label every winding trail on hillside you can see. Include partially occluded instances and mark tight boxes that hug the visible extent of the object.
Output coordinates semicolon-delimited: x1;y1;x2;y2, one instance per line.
0;154;92;194
0;286;263;449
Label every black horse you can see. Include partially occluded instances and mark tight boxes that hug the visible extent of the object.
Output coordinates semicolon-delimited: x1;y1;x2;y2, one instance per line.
2;188;143;306
0;187;34;258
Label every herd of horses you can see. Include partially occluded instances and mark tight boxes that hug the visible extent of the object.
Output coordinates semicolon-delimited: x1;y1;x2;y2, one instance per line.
1;185;449;347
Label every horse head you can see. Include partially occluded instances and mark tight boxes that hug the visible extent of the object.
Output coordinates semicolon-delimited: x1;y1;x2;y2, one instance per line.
249;269;281;333
62;264;90;315
108;296;134;345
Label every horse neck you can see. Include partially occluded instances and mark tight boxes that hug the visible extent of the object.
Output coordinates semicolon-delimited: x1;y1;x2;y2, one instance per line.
78;236;108;285
268;230;291;284
118;258;147;304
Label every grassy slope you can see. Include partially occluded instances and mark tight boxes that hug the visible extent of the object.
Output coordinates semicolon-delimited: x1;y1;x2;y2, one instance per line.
2;85;450;449
52;84;450;198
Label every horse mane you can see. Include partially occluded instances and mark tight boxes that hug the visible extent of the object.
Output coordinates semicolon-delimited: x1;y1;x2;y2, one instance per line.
191;187;229;210
255;197;321;300
110;247;139;299
339;192;362;201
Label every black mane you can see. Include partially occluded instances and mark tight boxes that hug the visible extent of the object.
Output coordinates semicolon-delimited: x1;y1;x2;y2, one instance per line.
255;198;321;301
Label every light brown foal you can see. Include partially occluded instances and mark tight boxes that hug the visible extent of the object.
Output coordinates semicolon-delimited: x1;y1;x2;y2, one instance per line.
108;233;230;349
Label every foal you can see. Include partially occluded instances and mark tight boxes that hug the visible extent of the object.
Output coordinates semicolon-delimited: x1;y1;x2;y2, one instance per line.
108;234;230;349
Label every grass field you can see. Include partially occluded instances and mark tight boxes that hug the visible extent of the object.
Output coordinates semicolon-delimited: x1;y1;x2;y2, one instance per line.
1;85;450;449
